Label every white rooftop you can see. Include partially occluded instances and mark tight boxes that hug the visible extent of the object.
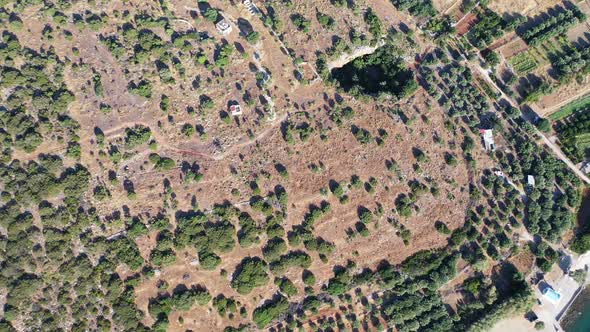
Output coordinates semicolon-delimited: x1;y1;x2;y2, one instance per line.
216;19;232;35
494;170;505;178
481;129;493;140
480;129;496;151
527;175;535;186
230;104;242;116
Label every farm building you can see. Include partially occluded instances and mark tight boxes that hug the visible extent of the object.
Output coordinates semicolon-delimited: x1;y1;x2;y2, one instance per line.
216;19;232;35
480;129;496;151
242;0;258;15
527;175;535;187
230;103;242;116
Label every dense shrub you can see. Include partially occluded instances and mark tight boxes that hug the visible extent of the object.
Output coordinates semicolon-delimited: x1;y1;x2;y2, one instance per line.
252;295;289;328
269;251;312;274
231;257;269;294
275;277;298;297
125;125;151;148
391;0;436;17
331;39;417;99
518;5;585;46
128;80;153;98
468;8;506;49
553;44;590;80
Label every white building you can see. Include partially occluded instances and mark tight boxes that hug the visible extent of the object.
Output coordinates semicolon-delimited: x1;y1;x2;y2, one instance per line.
527;175;535;187
230;104;242;116
480;129;496;152
216;19;232;35
243;0;258;15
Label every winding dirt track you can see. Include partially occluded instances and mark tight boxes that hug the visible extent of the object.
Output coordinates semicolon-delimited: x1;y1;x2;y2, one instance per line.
470;61;590;185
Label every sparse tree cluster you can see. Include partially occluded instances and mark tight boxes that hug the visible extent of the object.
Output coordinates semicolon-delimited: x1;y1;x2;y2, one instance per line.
519;5;586;46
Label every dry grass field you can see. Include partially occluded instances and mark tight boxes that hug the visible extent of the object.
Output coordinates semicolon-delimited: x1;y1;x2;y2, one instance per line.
3;0;589;331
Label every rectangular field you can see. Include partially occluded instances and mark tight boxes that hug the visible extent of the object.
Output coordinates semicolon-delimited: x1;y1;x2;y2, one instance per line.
498;38;529;59
549;94;590;120
508;52;537;74
488;0;561;17
575;132;590;147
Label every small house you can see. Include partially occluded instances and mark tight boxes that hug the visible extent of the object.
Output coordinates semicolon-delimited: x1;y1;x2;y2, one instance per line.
230;104;242;116
542;287;561;304
479;129;496;152
243;0;258;15
216;19;232;35
527;175;535;187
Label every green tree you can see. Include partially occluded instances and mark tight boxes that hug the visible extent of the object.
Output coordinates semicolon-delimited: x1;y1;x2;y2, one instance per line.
536;118;551;133
231;257;269;294
246;31;260;44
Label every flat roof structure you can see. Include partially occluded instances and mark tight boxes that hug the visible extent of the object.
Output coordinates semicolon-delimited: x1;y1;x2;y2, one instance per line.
243;0;258;15
480;129;496;152
527;175;535;187
216;19;232;35
230;104;242;116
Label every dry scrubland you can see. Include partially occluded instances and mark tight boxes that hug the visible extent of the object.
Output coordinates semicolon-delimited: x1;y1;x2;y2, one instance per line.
2;0;590;331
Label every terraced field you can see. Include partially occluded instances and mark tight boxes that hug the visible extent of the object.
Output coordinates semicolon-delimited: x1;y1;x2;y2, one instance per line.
509;51;538;74
549;94;590;120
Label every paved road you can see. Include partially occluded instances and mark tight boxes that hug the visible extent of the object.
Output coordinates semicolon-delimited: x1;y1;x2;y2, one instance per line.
470;63;590;185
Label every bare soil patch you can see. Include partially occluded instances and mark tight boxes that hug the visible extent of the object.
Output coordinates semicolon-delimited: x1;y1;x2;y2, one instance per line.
456;13;479;37
497;38;529;59
489;0;562;17
536;77;590;116
433;0;460;14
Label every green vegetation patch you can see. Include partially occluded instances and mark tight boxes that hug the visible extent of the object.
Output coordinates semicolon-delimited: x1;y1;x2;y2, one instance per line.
148;285;211;321
508;52;538;75
575;132;590;146
252;295;289;328
231;257;269;294
390;0;436;18
552;44;590;82
468;7;507;49
556;111;590;162
330;44;417;99
518;5;586;46
124;125;151;149
549;94;590;120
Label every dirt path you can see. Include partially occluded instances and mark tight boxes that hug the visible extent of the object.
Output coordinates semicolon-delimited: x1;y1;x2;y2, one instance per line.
11;141;64;162
456;37;590;184
443;0;462;15
469;61;590;185
453;1;480;27
94;106;288;164
537;134;590;184
209;111;287;161
538;86;590;117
